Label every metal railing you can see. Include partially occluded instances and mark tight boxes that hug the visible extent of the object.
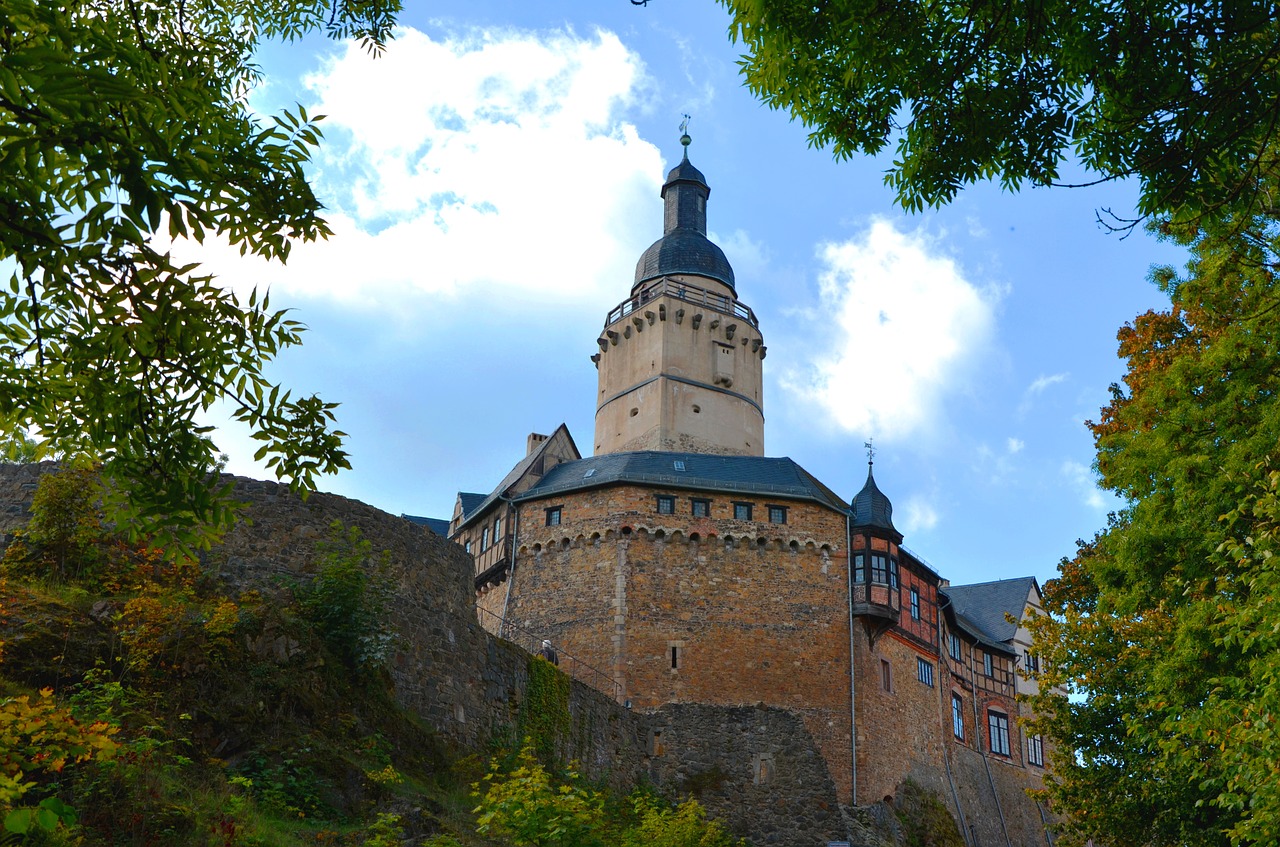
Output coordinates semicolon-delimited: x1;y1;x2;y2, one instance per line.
604;277;758;329
475;605;622;701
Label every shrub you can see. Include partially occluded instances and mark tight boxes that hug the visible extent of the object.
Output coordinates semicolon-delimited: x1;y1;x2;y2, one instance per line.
295;521;393;671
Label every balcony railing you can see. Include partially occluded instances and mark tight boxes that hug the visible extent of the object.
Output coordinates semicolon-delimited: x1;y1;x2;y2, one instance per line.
476;605;622;701
604;277;758;329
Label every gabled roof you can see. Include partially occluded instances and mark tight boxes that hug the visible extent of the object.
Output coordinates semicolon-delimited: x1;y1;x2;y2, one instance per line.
942;577;1039;647
401;514;451;536
454;424;581;532
457;493;486;523
515;451;847;510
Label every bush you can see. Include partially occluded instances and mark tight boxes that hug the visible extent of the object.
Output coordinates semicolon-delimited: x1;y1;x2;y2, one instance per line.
295;522;393;671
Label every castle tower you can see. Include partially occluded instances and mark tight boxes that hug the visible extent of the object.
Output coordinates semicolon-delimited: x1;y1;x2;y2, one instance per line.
592;134;766;456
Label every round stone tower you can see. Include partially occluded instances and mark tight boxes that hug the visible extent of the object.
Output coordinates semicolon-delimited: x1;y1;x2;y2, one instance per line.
592;136;766;456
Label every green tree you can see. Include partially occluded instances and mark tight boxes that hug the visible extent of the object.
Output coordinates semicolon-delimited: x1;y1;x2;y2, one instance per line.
0;0;400;550
1026;202;1280;846
0;430;37;464
720;0;1280;225
295;521;394;671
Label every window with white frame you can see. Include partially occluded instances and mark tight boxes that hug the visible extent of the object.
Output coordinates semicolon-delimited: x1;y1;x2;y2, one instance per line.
481;527;489;551
984;652;994;677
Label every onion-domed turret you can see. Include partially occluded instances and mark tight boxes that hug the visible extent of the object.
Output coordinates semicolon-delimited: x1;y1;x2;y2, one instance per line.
633;134;735;293
851;464;899;539
849;454;903;642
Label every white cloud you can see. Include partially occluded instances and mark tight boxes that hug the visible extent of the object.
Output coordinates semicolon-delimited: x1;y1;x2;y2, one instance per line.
902;495;940;533
1019;372;1069;415
1006;437;1024;454
1061;460;1106;509
168;26;661;309
780;218;1000;442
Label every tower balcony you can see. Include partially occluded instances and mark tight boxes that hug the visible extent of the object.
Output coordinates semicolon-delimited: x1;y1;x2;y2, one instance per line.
604;277;758;330
851;579;901;625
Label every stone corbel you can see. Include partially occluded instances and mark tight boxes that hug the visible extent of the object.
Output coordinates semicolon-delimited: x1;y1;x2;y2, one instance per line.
607;330;620;346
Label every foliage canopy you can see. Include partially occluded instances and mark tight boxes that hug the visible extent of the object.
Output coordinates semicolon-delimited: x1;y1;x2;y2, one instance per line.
1026;202;1280;845
721;0;1280;224
0;0;400;549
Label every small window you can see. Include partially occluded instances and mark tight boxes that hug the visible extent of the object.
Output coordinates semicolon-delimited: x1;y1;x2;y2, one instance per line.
880;659;892;692
889;558;899;591
481;527;490;551
656;495;675;515
584;468;596;478
733;502;753;521
1028;734;1044;767
853;553;865;583
871;554;888;584
949;632;963;661
691;498;710;518
464;540;472;555
674;460;686;471
988;710;1011;757
545;507;562;527
671;645;680;669
984;652;994;677
494;516;503;542
952;694;965;739
767;505;787;524
910;588;920;620
1025;650;1040;673
917;658;934;687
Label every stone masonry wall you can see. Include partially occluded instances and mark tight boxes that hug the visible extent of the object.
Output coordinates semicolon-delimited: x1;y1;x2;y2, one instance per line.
648;703;847;846
501;483;858;804
0;465;853;845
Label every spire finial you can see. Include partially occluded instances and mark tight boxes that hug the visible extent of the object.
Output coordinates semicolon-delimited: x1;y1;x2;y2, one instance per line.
679;114;692;159
864;438;876;467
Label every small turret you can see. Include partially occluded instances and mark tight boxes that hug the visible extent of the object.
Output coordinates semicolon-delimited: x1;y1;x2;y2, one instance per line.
849;447;902;642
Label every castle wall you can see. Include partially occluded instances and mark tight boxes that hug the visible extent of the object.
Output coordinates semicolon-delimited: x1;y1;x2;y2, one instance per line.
0;464;1055;845
502;483;859;803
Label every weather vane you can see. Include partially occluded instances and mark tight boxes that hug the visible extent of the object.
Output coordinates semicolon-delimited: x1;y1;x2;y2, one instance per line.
864;439;876;466
680;114;692;149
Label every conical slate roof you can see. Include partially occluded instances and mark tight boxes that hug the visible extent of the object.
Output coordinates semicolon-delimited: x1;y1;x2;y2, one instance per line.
850;464;897;534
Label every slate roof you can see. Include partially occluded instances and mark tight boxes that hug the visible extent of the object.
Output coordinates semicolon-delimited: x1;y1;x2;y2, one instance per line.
401;514;451;536
634;229;736;291
942;577;1038;648
664;156;707;187
453;424;582;532
850;465;898;535
514;451;847;510
457;492;487;523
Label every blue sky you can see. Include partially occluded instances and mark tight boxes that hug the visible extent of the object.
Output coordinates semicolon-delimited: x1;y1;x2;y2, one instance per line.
186;1;1190;588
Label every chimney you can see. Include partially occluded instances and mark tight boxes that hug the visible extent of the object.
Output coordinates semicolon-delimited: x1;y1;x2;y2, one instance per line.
526;432;548;456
